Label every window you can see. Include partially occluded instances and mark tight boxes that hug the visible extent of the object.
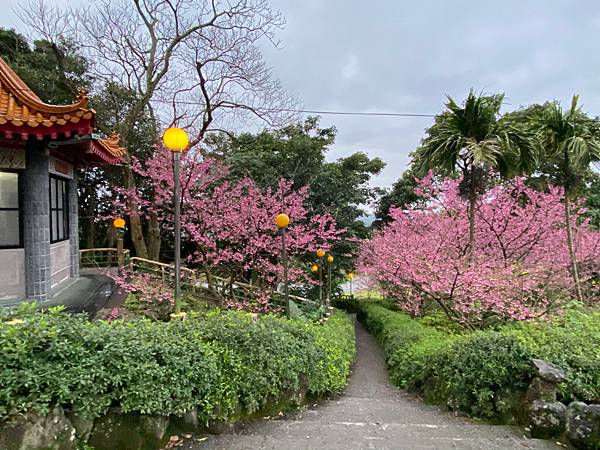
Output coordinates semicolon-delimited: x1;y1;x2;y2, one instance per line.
49;176;69;243
0;171;21;248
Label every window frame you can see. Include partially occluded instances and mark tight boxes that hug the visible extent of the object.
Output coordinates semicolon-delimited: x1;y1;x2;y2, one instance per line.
0;169;23;250
49;175;70;244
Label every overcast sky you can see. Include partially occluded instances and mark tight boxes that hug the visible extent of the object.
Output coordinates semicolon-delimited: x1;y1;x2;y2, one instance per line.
4;0;600;189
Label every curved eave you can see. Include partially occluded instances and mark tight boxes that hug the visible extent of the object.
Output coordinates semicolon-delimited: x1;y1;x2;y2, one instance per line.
87;136;127;166
0;121;94;141
0;57;91;114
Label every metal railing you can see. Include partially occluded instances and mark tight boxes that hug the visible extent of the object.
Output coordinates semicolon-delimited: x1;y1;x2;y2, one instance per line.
79;249;323;317
80;248;130;268
129;256;321;315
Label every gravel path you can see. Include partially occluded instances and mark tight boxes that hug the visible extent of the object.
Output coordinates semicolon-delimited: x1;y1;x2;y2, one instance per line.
185;317;560;450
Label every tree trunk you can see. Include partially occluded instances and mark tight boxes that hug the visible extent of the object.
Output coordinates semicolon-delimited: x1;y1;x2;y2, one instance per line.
86;194;96;248
121;164;148;259
467;186;477;263
564;188;584;303
147;211;162;261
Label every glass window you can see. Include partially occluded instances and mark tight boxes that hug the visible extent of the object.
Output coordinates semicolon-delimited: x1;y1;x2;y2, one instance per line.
0;171;21;248
49;176;69;243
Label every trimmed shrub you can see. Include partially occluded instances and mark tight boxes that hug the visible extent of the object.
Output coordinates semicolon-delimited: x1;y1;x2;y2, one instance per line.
357;302;533;419
432;332;533;418
357;302;455;390
357;301;600;420
0;305;355;424
332;295;359;313
504;310;600;404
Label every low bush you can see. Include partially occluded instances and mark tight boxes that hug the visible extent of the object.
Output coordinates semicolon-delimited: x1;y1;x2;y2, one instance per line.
357;302;455;391
332;295;359;313
0;305;355;424
357;301;600;420
503;309;600;404
432;332;533;418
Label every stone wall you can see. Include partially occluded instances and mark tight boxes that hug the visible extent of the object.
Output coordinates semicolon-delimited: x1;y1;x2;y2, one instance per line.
526;359;600;449
22;143;51;301
0;385;310;450
0;248;25;300
50;241;70;288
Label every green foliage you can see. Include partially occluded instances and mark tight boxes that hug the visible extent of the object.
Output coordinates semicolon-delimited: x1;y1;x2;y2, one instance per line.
374;169;422;226
357;302;455;390
432;332;532;417
209;117;385;284
357;302;600;420
332;295;360;313
0;306;355;424
0;28;91;105
503;310;600;403
412;90;538;180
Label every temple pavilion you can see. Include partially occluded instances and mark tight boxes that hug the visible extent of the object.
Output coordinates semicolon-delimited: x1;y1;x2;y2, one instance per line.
0;56;125;305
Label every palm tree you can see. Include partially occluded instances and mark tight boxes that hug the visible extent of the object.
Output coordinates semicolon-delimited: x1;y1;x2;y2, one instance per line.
412;91;537;261
535;95;600;302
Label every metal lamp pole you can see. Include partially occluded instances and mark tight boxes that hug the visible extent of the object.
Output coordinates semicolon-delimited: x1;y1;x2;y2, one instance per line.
316;248;325;307
172;151;182;314
275;214;290;318
326;255;333;308
163;127;189;316
349;273;354;297
113;218;126;274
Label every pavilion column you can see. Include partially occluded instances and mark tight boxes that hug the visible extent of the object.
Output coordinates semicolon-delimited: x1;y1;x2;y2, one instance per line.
23;142;51;301
68;170;79;277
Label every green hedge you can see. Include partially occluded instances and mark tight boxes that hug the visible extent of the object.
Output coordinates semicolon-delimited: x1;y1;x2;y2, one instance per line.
503;310;600;404
0;305;355;424
357;302;600;420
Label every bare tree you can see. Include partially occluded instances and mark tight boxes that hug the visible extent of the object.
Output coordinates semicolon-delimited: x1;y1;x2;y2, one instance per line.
18;0;297;259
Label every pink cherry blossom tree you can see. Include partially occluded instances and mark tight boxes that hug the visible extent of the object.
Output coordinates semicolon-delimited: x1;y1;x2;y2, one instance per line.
114;147;344;310
359;174;600;329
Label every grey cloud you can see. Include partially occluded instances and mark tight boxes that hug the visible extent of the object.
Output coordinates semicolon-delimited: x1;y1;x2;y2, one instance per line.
5;0;600;189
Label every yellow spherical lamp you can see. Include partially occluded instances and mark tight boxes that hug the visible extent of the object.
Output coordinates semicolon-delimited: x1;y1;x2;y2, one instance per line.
275;213;290;229
311;264;319;273
113;217;126;229
326;255;334;264
316;248;325;258
162;127;189;152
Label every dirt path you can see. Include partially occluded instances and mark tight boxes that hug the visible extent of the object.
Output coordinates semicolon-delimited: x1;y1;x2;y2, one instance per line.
185;318;560;450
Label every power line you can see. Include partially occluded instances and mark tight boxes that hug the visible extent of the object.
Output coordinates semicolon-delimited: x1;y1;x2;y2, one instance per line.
282;109;436;118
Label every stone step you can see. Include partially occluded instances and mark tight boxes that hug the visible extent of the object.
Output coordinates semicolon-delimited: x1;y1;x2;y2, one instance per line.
296;397;472;425
187;420;559;450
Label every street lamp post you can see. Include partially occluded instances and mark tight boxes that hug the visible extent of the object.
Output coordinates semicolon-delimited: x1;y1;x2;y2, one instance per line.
275;213;290;318
113;218;126;274
316;248;325;306
348;272;354;297
162;127;189;316
326;254;334;308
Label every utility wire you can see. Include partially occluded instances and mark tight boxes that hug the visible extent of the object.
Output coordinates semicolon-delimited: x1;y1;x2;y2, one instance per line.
281;109;436;118
10;88;599;122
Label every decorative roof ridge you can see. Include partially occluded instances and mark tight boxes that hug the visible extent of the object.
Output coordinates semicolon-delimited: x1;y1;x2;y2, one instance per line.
96;132;127;158
0;56;91;113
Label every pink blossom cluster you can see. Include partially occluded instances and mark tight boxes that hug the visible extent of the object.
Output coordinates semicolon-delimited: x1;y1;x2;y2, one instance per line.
109;270;174;305
359;174;600;328
115;148;344;310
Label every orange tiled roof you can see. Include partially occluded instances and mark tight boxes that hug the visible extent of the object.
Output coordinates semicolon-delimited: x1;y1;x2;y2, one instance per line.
94;133;127;161
0;57;94;129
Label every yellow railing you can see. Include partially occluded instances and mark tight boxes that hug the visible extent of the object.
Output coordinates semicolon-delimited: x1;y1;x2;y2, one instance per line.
80;248;130;268
128;256;319;310
80;249;321;315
